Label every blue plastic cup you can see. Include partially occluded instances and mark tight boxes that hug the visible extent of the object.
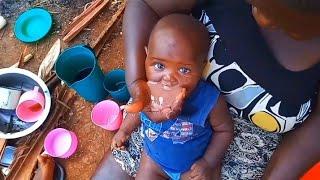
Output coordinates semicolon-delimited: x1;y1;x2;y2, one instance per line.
55;44;108;102
103;69;130;102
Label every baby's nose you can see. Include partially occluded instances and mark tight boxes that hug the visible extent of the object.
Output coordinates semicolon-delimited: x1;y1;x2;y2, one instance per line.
162;74;178;86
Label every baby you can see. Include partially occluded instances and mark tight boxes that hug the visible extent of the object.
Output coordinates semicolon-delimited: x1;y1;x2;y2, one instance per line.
112;14;233;180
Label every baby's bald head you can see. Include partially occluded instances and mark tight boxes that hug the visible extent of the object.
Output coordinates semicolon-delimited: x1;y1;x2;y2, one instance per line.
147;14;209;66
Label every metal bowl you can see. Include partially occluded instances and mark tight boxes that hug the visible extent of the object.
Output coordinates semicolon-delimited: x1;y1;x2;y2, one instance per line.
0;68;51;139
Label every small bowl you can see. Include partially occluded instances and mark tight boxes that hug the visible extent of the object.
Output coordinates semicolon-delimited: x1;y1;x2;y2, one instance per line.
91;100;122;131
16;86;45;122
14;8;52;43
44;128;78;158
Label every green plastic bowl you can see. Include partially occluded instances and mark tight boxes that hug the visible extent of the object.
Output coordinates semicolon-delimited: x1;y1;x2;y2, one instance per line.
14;8;52;43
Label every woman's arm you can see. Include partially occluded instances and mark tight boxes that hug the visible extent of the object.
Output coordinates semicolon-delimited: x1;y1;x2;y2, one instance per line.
263;91;320;179
123;0;197;112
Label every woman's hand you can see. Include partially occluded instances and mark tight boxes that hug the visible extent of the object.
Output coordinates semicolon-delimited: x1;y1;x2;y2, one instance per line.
142;104;169;123
35;155;55;180
143;88;186;122
111;130;130;150
122;80;150;113
167;88;186;118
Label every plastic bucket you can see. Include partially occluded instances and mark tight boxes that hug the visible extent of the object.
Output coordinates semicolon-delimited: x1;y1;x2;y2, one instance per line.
103;69;130;102
55;44;108;102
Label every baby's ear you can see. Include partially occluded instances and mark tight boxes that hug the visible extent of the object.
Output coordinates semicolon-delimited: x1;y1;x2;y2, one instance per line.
144;46;148;55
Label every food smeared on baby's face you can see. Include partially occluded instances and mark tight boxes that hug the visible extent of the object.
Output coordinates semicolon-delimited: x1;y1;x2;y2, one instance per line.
145;14;210;97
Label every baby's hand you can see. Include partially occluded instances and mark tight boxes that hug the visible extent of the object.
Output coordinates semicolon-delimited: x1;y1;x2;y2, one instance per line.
121;80;150;113
189;158;213;180
111;130;130;150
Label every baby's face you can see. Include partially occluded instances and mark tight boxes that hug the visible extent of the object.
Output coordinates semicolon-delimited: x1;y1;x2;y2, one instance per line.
145;32;204;97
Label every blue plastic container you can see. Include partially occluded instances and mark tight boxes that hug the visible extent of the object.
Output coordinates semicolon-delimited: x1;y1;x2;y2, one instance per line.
103;69;130;103
55;44;108;102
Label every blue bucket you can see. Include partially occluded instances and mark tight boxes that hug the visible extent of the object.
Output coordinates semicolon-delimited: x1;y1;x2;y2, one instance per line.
103;69;130;103
55;44;108;102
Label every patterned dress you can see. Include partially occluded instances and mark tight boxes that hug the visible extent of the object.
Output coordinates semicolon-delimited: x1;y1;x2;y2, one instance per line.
112;0;320;179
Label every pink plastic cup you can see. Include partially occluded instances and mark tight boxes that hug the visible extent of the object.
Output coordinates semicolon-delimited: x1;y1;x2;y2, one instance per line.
91;100;123;131
16;86;45;122
44;128;78;158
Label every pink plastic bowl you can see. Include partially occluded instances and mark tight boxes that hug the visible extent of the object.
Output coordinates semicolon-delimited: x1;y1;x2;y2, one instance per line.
91;100;123;131
44;128;78;158
16;86;45;122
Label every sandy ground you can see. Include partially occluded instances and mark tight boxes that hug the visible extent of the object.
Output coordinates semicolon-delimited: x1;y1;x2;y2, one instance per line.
0;1;124;179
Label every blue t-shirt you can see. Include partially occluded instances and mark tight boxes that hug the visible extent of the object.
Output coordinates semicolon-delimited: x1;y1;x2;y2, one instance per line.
140;80;220;173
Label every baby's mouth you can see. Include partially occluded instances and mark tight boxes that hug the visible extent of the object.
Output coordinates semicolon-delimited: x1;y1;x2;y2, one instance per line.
147;81;178;91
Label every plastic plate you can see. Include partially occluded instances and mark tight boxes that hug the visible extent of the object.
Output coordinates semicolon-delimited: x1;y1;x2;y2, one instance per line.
14;8;52;43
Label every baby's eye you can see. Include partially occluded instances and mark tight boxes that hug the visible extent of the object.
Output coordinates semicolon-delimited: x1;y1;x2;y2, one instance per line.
179;67;191;74
154;63;165;70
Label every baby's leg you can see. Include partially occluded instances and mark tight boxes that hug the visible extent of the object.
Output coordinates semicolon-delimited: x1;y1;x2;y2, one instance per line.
180;164;222;180
136;152;169;180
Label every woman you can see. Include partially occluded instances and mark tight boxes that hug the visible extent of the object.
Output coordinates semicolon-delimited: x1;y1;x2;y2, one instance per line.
93;0;320;179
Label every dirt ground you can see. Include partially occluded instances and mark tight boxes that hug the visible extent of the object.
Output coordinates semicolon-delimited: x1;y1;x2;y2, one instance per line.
0;0;124;179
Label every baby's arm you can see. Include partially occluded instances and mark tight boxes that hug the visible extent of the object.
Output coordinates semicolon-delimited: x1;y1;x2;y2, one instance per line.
187;95;233;179
111;112;141;150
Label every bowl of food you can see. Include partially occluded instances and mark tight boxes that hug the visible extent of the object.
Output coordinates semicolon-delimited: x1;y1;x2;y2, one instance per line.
0;68;51;139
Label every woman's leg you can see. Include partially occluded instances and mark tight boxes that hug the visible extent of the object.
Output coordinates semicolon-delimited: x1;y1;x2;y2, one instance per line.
92;153;133;180
136;152;168;180
220;118;282;179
